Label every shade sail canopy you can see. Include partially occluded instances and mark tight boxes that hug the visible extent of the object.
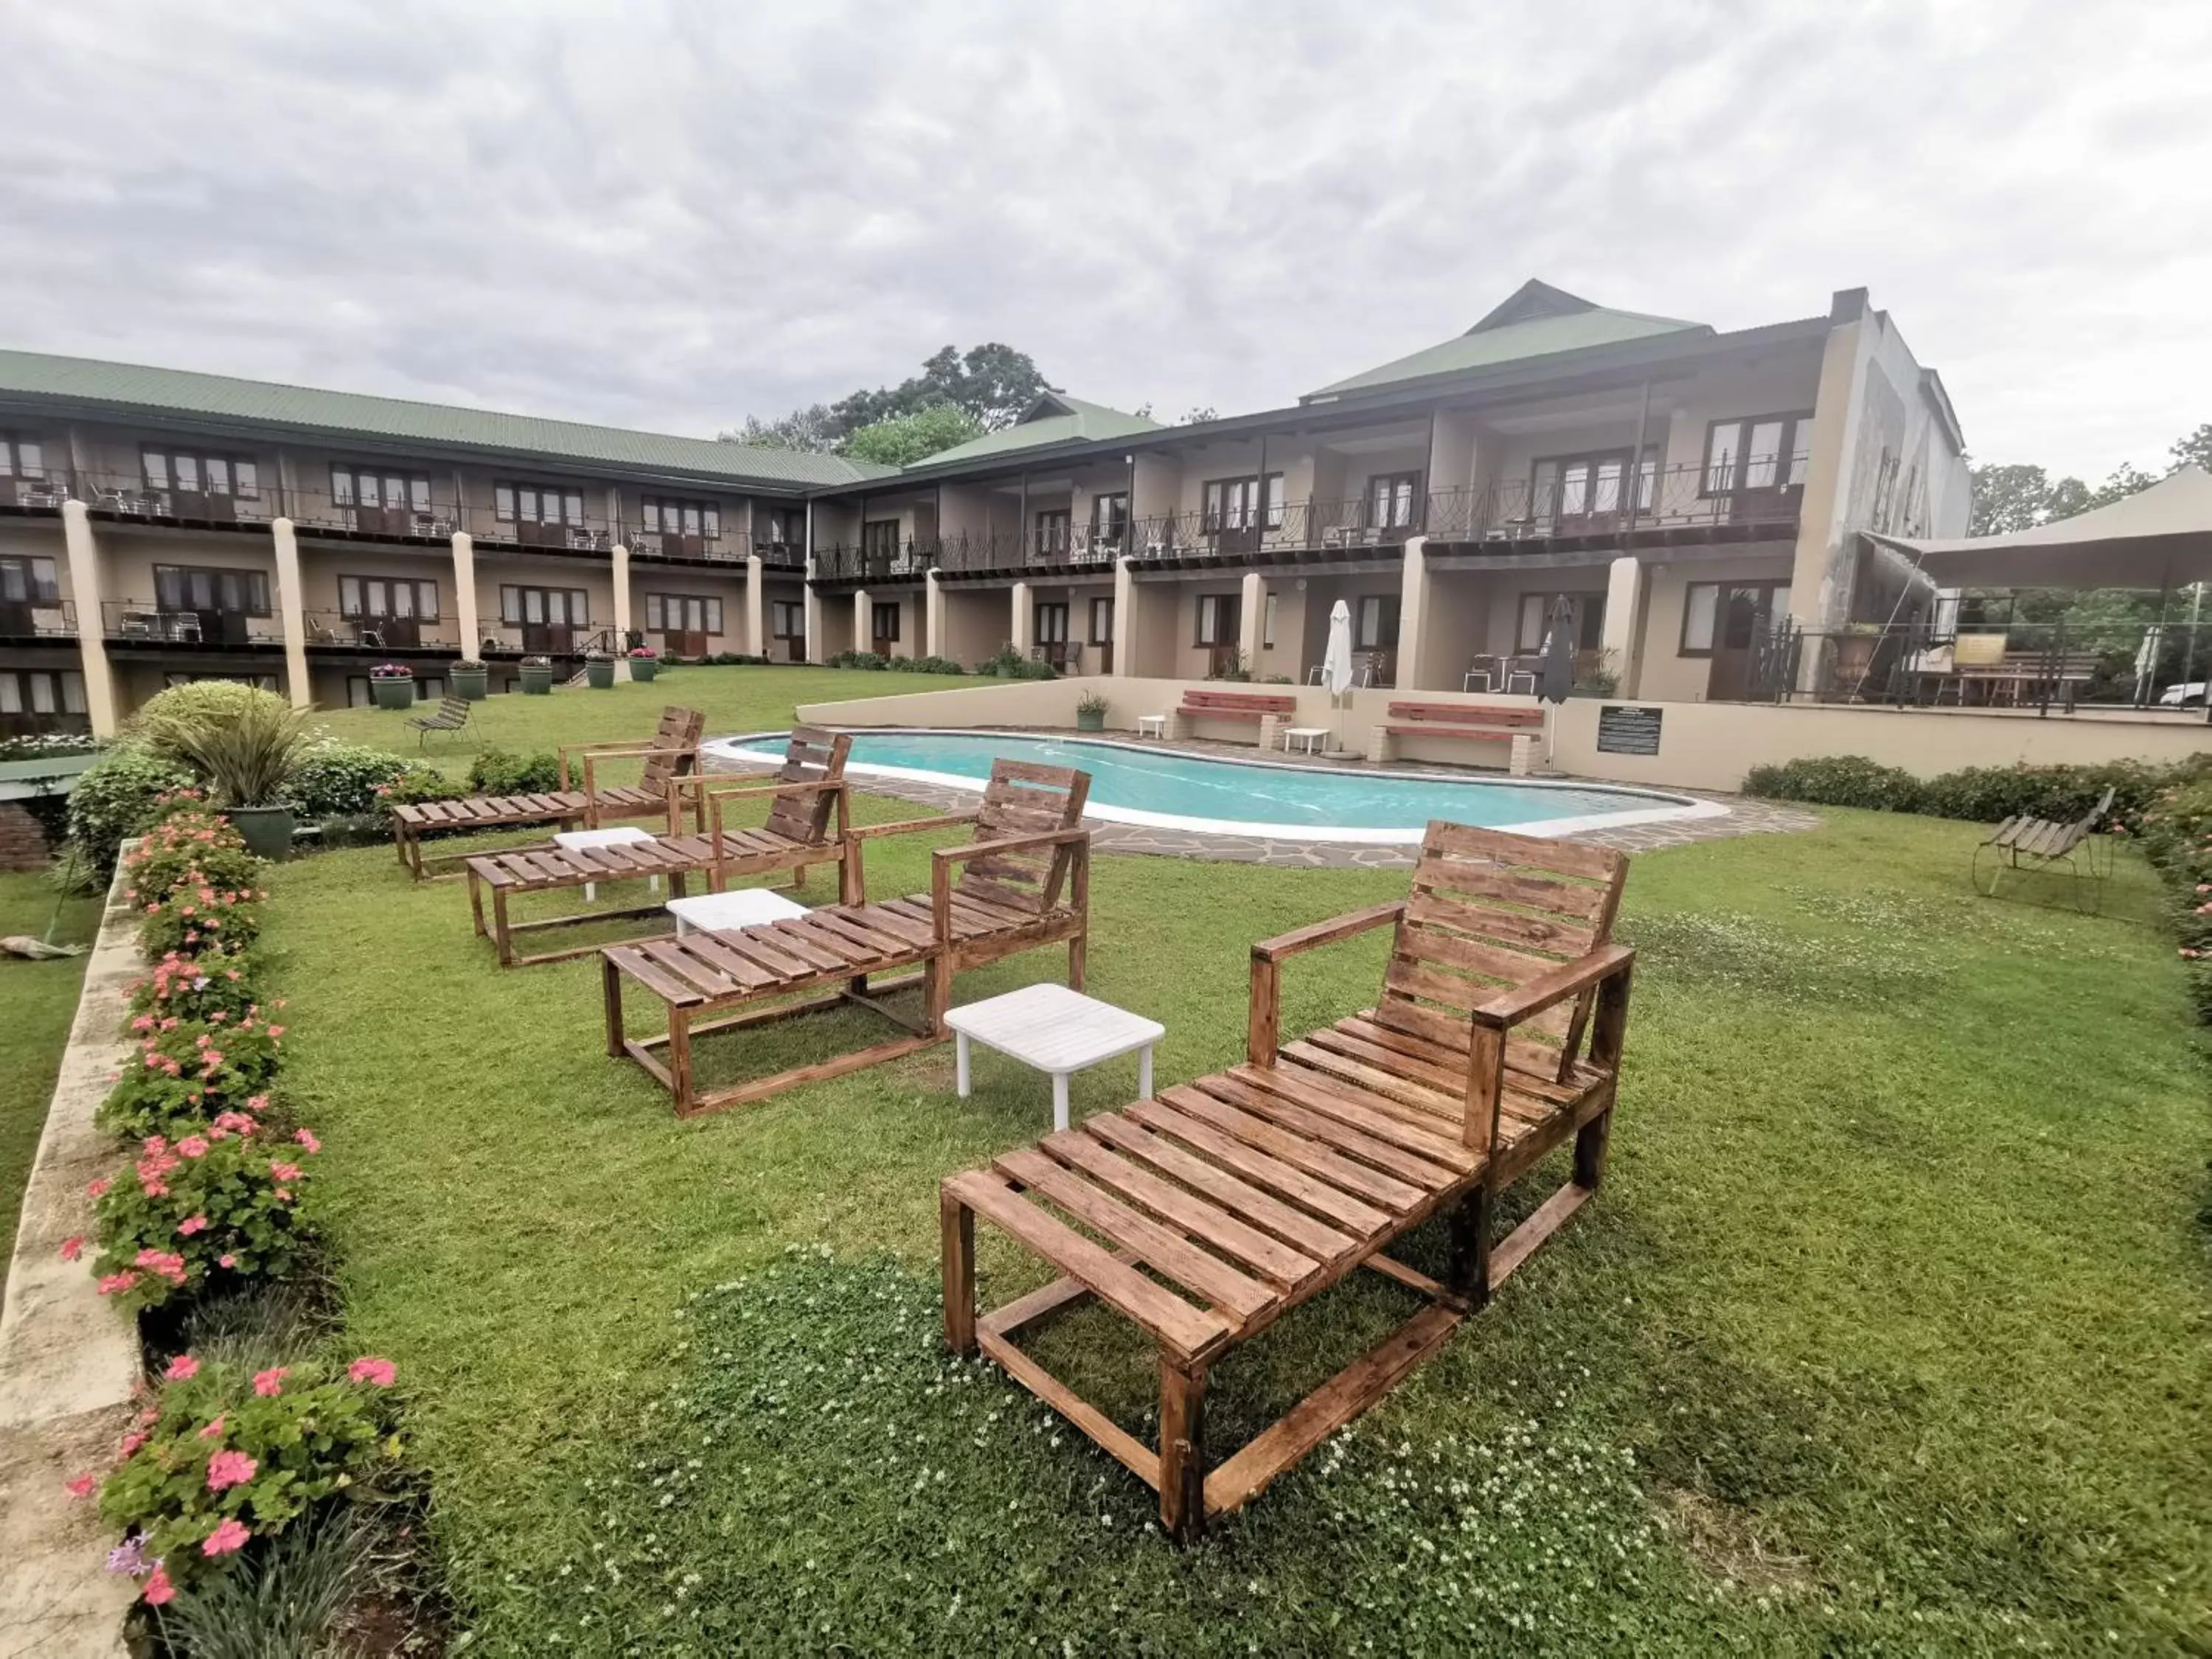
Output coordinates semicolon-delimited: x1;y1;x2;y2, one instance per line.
1865;465;2212;589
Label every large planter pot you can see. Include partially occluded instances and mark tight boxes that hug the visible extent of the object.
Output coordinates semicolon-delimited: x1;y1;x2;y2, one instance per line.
585;658;616;689
369;675;415;711
1831;633;1879;694
520;665;554;696
1075;709;1106;733
228;804;296;860
451;664;490;701
630;658;658;684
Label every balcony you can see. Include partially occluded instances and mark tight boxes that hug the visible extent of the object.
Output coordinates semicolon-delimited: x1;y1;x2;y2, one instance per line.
100;600;285;648
1426;456;1807;545
629;525;745;563
73;471;274;530
475;623;620;658
303;611;463;653
288;483;459;544
1;472;72;514
753;535;805;571
0;597;76;639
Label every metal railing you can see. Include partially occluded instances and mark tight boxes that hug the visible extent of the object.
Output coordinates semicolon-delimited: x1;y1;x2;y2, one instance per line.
282;483;458;543
100;599;285;646
628;526;743;563
0;598;77;637
1;473;73;512
1425;457;1806;542
67;470;275;529
753;536;804;570
302;611;461;651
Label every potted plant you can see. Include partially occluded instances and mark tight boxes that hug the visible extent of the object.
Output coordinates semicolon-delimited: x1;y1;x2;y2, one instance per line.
1831;622;1883;690
519;655;554;696
1074;688;1109;733
628;644;660;684
585;648;616;690
368;663;416;711
137;687;313;860
451;658;490;701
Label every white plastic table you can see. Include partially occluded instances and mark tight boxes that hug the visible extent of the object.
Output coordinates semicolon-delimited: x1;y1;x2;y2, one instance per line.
554;825;658;901
1136;714;1168;740
944;982;1165;1132
664;887;810;936
1281;726;1330;755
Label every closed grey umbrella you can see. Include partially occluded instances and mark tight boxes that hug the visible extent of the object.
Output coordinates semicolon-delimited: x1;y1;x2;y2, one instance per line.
1540;596;1576;704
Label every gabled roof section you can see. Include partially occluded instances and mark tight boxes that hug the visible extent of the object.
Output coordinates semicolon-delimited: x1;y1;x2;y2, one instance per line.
0;348;891;490
910;392;1162;469
1305;280;1711;402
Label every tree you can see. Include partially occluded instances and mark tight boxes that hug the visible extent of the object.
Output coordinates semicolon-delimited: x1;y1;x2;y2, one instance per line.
723;344;1056;459
2171;423;2212;475
841;404;986;467
723;404;840;454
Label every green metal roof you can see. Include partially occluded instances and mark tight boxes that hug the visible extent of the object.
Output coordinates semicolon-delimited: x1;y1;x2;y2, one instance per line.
1305;280;1710;400
0;348;896;490
907;392;1161;469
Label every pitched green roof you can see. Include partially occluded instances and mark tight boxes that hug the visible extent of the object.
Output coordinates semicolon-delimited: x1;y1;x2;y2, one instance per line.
908;392;1161;469
0;348;895;490
1305;279;1709;400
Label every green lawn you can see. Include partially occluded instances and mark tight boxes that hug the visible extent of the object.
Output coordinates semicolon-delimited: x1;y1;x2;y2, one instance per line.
254;693;2212;1653
0;869;102;1304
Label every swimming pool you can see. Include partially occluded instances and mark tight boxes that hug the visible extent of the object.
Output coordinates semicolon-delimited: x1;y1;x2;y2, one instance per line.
708;729;1725;843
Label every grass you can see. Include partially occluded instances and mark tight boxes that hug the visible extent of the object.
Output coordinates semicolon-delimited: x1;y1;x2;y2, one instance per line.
250;683;2212;1653
0;868;101;1299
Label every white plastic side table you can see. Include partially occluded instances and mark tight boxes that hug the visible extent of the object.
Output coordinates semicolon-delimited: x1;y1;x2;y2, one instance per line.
553;825;658;901
1136;714;1167;740
664;887;810;936
1280;726;1330;755
944;982;1165;1131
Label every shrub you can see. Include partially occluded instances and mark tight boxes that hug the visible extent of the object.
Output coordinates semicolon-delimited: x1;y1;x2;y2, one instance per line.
119;813;259;911
0;731;103;761
131;681;273;736
63;743;195;883
128;952;265;1027
885;655;919;672
92;1353;400;1596
88;1113;316;1313
139;881;264;960
1744;753;2212;830
282;742;414;818
467;747;563;796
827;650;889;671
137;686;314;808
973;643;1055;681
374;765;459;807
914;654;966;675
99;1010;285;1141
1742;755;1924;813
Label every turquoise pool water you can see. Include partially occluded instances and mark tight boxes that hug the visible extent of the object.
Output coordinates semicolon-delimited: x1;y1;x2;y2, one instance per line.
716;729;1715;843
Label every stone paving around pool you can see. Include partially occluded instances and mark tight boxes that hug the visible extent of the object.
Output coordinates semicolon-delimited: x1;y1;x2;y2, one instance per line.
706;726;1819;869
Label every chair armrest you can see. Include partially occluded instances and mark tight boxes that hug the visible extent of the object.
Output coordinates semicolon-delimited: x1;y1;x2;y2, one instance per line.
845;809;981;843
1471;943;1635;1029
928;830;1089;942
560;741;698;788
1251;901;1406;964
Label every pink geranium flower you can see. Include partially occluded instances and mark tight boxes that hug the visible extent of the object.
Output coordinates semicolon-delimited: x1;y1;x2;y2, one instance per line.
201;1518;251;1556
176;1136;209;1159
144;1564;175;1605
178;1216;209;1237
198;1415;226;1439
97;1272;139;1296
349;1356;397;1387
64;1472;96;1499
205;1450;257;1492
253;1366;289;1398
86;1178;111;1199
164;1354;199;1382
117;1430;150;1460
59;1235;84;1262
270;1162;302;1182
294;1128;321;1153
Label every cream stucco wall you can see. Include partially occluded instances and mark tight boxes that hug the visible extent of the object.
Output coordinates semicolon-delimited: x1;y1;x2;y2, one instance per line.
1634;550;1798;702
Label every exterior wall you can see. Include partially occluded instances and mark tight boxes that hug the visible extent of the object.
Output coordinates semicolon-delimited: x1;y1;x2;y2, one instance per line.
471;552;617;648
293;543;458;646
0;516;79;619
629;566;748;655
96;528;279;616
938;586;1010;667
1124;577;1182;678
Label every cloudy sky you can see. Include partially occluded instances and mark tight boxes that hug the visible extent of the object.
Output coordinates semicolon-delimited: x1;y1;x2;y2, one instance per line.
3;1;2208;479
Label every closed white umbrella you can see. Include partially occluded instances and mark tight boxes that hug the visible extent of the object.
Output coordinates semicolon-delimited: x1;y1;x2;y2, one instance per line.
1322;600;1354;754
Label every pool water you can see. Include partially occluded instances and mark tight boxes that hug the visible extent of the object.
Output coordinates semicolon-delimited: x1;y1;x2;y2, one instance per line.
714;729;1720;844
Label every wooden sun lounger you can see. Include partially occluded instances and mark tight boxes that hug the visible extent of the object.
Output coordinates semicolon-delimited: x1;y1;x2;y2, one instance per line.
1973;785;2115;911
388;705;706;879
942;821;1635;1542
462;728;855;967
601;759;1093;1116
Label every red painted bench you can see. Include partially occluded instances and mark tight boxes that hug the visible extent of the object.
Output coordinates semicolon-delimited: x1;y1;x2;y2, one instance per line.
1374;700;1545;765
1178;689;1298;724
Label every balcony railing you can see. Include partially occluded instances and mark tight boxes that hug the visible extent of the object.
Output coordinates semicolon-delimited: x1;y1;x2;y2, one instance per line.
0;597;77;638
476;622;620;658
1426;456;1807;543
302;611;461;652
1;473;73;512
100;599;285;647
285;484;459;543
69;471;275;529
628;526;743;563
753;536;805;570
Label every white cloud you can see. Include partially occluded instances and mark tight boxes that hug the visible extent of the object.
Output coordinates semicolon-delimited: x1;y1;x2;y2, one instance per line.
1;0;2207;478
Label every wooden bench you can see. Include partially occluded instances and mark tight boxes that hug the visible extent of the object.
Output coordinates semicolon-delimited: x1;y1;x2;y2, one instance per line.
1172;689;1298;745
405;695;476;751
942;822;1635;1540
1371;700;1545;765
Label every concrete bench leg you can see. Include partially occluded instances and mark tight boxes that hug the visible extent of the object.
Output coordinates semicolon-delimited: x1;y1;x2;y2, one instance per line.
1367;728;1394;765
1259;714;1282;751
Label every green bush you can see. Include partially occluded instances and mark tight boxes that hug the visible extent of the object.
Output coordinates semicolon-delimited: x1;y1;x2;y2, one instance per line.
973;643;1055;681
139;883;265;961
1742;755;1925;813
467;747;563;795
128;951;264;1026
374;765;459;807
137;686;313;808
827;650;889;671
1745;753;2211;829
282;742;414;817
62;743;195;884
118;813;260;911
100;1012;285;1141
131;681;273;736
914;655;966;675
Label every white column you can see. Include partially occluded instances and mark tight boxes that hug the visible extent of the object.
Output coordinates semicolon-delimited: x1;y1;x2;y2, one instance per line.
1010;581;1033;655
1238;571;1265;677
1601;555;1642;698
60;498;119;738
1112;557;1135;678
611;542;633;681
744;553;766;658
269;517;312;709
1397;535;1429;691
852;588;871;656
925;568;946;661
451;532;479;658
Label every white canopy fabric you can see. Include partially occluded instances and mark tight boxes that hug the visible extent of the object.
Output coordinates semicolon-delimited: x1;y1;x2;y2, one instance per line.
1321;599;1354;696
1864;465;2212;589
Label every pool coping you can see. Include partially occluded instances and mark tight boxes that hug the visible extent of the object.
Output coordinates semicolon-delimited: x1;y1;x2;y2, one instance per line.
705;727;1732;845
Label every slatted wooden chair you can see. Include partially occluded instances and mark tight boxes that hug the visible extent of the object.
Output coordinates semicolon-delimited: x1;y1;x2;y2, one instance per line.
387;705;706;879
1973;785;2115;911
602;760;1092;1116
942;821;1634;1542
462;728;854;967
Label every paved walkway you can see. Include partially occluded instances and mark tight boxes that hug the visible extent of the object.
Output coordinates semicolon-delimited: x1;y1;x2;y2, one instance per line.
707;727;1818;868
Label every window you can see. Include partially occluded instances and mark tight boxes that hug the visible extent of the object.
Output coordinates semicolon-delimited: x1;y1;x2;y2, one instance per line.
1088;597;1113;644
1;434;45;479
1194;593;1239;646
0;669;86;716
771;600;805;639
1034;509;1071;557
871;601;901;643
1;556;60;605
644;594;724;636
493;483;587;525
1367;471;1422;529
1091;492;1130;542
1703;414;1812;495
1355;594;1400;652
155;565;271;616
862;520;901;557
499;585;589;625
338;576;439;620
1529;448;1658;521
143;447;260;500
1203;473;1285;531
1680;581;1791;655
1262;591;1279;648
640;496;722;540
330;466;431;515
1515;592;1607;655
1034;602;1068;644
759;507;803;546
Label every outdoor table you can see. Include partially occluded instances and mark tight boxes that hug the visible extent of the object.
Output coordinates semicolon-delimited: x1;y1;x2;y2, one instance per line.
553;826;658;901
944;981;1164;1132
1136;714;1167;740
663;886;810;936
1280;725;1330;755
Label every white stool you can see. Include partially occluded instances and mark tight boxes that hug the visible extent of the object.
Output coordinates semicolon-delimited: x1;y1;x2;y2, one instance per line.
554;825;659;901
1136;714;1167;740
664;887;811;936
945;982;1164;1132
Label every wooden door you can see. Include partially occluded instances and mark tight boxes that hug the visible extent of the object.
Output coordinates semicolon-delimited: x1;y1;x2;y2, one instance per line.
1705;585;1787;702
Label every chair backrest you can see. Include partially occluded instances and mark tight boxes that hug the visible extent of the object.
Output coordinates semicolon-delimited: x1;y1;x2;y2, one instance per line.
1376;821;1629;1077
762;726;853;846
956;759;1091;916
639;706;706;787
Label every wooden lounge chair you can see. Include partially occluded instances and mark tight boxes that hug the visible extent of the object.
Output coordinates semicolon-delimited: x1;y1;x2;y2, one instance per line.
405;695;476;751
601;759;1092;1116
388;706;706;880
1973;785;2115;911
461;728;855;967
940;821;1634;1542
